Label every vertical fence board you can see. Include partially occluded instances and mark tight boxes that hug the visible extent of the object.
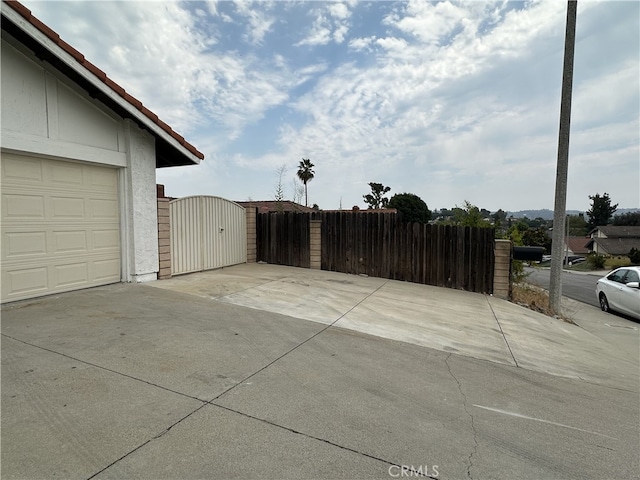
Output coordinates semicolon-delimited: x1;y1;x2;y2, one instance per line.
256;212;494;293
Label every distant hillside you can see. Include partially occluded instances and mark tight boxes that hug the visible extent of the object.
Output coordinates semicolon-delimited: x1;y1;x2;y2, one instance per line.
507;209;565;220
507;208;639;220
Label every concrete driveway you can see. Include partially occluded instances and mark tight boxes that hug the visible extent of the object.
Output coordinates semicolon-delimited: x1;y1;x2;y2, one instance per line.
2;264;639;479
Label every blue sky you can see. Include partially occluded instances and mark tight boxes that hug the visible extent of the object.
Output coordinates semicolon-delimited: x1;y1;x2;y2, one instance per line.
23;1;639;212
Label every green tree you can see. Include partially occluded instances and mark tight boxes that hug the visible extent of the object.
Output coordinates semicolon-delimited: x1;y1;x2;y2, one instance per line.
492;209;508;227
523;217;551;229
453;201;492;227
296;158;315;207
388;193;431;223
613;211;640;226
586;193;618;230
521;226;552;253
363;182;391;209
567;214;588;236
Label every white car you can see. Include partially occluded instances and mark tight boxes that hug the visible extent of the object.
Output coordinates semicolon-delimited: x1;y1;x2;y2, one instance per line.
596;266;640;320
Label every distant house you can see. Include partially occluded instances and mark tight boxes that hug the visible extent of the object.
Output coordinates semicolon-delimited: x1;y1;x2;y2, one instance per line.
564;236;590;256
237;201;316;214
585;226;640;256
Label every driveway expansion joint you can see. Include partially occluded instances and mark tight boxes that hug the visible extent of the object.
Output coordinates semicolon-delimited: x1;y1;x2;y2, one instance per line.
1;333;206;403
485;296;519;368
212;274;292;299
209;403;436;478
445;353;478;480
86;403;210;480
211;279;391;402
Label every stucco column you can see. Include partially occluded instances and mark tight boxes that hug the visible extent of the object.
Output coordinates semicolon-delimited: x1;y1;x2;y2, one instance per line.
493;239;512;299
122;119;159;282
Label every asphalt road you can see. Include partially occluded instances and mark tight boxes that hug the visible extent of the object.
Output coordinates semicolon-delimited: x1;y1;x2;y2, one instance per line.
524;267;601;307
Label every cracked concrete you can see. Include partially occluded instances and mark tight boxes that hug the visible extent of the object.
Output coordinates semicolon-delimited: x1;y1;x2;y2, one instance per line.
2;265;639;479
445;353;479;480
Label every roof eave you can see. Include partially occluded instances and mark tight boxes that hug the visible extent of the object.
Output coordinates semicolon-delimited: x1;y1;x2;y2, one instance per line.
1;1;202;168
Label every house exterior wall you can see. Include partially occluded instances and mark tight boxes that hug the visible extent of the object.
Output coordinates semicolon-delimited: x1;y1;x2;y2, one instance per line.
1;38;126;167
1;36;159;284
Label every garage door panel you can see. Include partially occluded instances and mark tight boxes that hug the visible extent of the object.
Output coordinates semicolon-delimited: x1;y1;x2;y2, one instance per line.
50;162;84;185
90;198;119;219
92;229;119;250
51;196;85;218
1;153;121;303
4;231;47;258
89;168;119;190
2;155;43;182
54;262;88;288
93;258;120;282
52;230;88;253
3;193;46;219
3;267;49;297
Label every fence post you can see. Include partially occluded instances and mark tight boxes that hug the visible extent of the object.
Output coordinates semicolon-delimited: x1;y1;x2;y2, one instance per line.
157;184;171;279
493;239;511;299
246;207;257;263
310;219;322;269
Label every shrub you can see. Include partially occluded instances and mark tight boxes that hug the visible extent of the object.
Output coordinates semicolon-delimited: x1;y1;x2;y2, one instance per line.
629;248;640;265
587;253;606;269
511;260;529;284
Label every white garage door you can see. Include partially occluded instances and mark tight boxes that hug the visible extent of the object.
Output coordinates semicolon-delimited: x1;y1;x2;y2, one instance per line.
1;152;121;303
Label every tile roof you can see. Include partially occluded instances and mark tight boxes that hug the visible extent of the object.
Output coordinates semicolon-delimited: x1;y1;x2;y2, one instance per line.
586;237;640;256
2;0;204;161
565;236;590;254
593;225;640;238
236;201;317;213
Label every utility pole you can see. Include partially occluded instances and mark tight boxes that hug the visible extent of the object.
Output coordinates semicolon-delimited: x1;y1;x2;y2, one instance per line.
550;0;577;315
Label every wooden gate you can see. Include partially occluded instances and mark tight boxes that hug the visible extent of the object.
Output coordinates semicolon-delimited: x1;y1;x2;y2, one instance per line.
170;196;246;275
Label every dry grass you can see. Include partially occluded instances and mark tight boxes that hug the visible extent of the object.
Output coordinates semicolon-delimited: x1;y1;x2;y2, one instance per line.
511;283;575;324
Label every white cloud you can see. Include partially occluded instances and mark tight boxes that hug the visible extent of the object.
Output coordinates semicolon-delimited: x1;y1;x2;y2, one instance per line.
348;36;375;51
328;2;350;20
24;1;302;145
233;0;275;45
296;2;353;46
21;0;639;211
297;16;332;46
386;0;467;45
236;0;638;210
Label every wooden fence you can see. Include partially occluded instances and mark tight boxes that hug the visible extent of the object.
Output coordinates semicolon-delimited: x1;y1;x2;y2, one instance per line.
256;212;310;268
256;211;495;294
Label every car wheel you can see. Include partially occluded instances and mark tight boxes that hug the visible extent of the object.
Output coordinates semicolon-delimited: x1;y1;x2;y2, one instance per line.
599;293;610;313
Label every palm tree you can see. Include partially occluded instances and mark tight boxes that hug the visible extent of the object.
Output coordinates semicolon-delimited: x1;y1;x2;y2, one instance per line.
297;158;315;207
